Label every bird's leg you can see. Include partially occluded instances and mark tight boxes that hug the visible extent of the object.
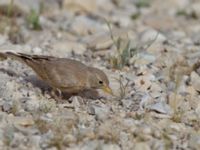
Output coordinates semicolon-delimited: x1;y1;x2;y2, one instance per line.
56;88;62;98
50;88;63;102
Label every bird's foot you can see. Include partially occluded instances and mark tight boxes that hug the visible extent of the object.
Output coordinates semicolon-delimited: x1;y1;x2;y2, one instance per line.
51;88;64;103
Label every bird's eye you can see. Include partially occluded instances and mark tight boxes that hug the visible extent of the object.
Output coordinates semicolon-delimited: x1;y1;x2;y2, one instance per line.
99;81;103;84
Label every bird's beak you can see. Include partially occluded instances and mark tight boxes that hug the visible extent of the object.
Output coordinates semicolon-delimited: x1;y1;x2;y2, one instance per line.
102;85;113;95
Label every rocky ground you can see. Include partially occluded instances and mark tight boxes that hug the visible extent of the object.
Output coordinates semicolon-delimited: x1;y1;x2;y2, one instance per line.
0;0;200;149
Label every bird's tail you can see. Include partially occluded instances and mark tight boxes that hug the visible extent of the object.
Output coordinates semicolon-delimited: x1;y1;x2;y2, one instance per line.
0;51;32;63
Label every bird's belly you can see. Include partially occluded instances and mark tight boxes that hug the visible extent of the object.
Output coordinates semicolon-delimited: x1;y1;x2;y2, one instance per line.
59;86;85;94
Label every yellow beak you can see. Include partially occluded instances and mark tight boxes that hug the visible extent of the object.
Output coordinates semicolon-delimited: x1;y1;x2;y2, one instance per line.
102;85;113;95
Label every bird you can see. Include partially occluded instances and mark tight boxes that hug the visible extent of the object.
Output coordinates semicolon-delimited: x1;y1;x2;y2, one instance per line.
0;51;113;98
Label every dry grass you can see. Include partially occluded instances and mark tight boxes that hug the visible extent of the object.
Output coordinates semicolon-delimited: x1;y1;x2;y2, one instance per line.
105;20;135;69
106;20;158;70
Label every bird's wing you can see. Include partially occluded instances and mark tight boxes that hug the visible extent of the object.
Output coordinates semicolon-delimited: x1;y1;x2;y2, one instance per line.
4;52;59;82
39;59;89;91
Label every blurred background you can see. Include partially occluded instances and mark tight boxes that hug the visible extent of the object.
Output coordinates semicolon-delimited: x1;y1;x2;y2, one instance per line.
1;1;200;149
0;0;200;60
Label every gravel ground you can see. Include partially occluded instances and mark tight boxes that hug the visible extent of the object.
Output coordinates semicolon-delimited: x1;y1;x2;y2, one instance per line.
0;0;200;149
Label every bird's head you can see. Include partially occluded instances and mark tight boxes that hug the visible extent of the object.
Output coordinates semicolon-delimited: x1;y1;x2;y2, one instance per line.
87;67;113;95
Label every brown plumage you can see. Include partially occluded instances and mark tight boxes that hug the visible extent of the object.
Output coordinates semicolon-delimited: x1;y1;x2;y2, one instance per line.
0;52;112;95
